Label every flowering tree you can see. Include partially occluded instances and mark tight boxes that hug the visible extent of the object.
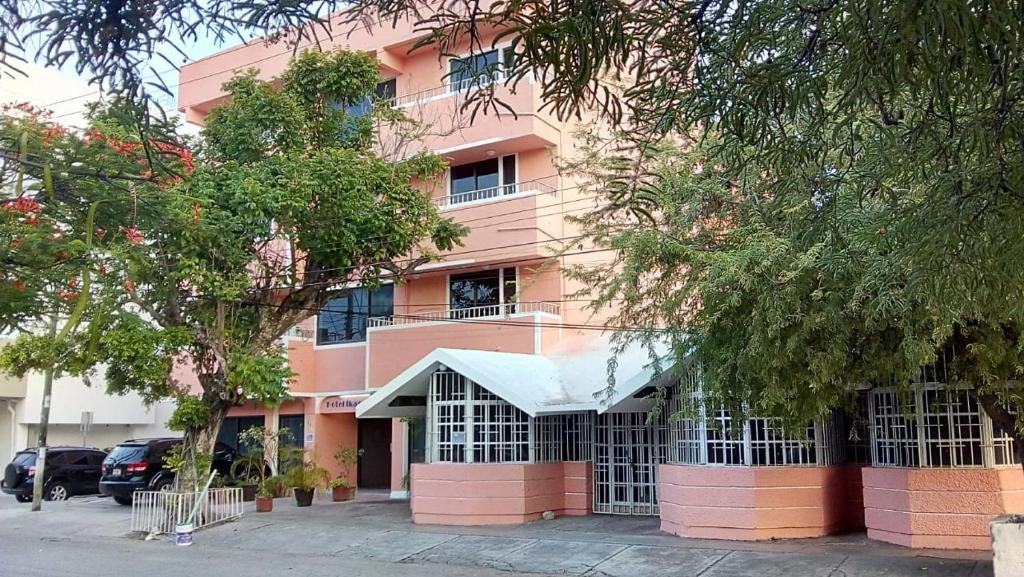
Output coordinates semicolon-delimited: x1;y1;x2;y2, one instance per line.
0;49;464;488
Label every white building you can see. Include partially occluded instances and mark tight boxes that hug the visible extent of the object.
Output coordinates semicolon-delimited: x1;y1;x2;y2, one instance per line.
0;338;177;461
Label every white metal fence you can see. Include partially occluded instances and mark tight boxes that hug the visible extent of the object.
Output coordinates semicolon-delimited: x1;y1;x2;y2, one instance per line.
131;488;244;534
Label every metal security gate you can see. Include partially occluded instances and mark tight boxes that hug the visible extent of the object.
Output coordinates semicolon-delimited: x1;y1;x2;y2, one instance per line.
593;412;668;515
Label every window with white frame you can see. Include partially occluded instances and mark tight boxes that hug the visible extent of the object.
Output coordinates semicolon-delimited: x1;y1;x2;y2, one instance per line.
668;374;842;467
448;267;517;319
868;386;1020;468
448;46;514;92
428;370;531;464
448;155;518;205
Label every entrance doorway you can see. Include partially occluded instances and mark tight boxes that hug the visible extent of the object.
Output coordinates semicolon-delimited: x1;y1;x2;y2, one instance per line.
357;418;392;489
593;412;668;515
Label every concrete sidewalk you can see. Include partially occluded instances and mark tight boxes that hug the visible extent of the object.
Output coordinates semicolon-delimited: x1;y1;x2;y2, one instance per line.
0;492;994;577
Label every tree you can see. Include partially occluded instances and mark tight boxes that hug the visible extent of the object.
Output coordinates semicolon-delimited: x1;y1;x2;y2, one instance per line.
343;0;1024;467
1;49;464;488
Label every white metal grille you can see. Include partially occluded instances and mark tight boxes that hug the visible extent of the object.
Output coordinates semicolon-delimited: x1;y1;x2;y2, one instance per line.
472;384;531;463
533;412;595;462
593;412;668;516
428;370;531;464
668;380;843;467
868;385;1020;468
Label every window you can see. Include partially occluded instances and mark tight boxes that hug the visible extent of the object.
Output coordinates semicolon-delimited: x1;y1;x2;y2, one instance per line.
667;373;841;467
317;284;394;345
449;155;517;204
66;452;91;466
342;79;398;118
429;371;530;464
448;268;516;318
867;386;1019;468
449;47;514;91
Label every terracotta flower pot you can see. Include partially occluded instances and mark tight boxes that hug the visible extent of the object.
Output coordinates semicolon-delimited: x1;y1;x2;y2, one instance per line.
255;496;273;513
331;486;355;502
293;488;315;507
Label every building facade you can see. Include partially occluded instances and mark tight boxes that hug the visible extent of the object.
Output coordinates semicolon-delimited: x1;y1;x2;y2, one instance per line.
0;341;177;461
178;12;1022;550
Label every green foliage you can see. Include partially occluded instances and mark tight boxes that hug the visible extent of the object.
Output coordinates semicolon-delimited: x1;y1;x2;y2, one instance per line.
164;442;212;480
100;318;191;404
202;72;306;164
257;475;281;498
224;349;293;406
167;395;210;432
567;134;1024;439
281;448;330;491
332;445;363;488
2;47;465;485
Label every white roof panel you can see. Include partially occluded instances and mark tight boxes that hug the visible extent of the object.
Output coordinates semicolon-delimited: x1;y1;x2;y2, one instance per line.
355;338;674;419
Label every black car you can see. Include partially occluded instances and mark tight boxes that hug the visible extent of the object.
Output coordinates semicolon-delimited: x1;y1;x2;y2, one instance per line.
2;447;108;502
99;438;236;505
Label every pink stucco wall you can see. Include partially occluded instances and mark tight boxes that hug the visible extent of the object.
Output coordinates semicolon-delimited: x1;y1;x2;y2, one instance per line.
288;339;367;394
862;467;1024;550
367;319;539;388
659;464;864;541
410;462;591;525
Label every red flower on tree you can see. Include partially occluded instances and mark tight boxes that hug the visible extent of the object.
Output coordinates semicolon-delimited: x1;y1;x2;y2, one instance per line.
2;198;41;214
119;226;144;245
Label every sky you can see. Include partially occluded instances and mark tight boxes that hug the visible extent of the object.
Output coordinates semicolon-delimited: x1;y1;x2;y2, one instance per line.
0;25;245;130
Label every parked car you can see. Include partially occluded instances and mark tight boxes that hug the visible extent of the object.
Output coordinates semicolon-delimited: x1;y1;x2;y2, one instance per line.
99;438;237;505
2;446;108;502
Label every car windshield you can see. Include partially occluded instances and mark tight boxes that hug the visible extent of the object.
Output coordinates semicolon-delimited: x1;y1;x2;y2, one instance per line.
104;445;147;464
12;452;35;466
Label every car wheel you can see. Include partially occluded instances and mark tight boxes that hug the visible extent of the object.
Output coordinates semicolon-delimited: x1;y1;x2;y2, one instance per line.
15;495;31;503
44;482;70;501
152;478;174;492
113;496;133;506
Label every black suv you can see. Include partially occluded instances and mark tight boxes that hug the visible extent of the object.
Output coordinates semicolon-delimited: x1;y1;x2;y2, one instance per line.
100;438;236;505
2;447;108;502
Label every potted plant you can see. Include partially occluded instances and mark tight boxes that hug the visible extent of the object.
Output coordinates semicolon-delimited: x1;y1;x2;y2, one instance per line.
255;476;277;513
281;449;329;507
330;445;363;502
230;453;266;502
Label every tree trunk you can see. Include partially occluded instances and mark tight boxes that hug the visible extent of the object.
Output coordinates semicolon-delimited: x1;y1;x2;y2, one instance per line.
978;393;1024;476
176;400;231;492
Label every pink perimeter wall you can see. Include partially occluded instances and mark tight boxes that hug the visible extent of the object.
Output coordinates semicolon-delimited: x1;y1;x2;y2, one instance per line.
659;464;864;541
410;462;592;525
863;467;1024;550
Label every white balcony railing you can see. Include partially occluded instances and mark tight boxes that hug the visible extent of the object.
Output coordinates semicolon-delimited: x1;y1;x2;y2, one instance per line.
433;179;557;209
284;326;315;341
368;301;561;328
394;71;512;109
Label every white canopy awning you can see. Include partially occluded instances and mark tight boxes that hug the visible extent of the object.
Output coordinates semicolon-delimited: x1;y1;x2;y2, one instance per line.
355;339;676;419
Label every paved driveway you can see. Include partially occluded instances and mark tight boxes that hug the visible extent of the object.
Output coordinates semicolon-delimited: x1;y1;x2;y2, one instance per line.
0;492;994;577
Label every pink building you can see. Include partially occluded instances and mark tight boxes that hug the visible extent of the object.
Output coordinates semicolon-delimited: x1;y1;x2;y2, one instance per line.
178;12;1021;550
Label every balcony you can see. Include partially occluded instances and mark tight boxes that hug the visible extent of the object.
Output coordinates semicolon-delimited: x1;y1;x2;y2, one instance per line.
368;301;561;328
394;72;511;109
382;77;561;158
433;178;557;210
366;301;562;388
